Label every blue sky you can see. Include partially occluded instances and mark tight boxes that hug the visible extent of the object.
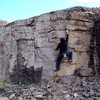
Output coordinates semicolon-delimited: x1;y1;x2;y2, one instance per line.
0;0;100;22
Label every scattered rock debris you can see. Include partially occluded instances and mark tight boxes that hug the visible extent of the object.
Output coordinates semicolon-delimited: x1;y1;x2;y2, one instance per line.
0;75;100;100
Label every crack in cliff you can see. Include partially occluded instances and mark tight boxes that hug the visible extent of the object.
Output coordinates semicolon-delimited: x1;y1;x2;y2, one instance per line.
89;17;100;75
74;29;92;32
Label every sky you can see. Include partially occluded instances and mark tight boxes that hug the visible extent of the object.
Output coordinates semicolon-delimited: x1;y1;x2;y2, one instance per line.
0;0;100;22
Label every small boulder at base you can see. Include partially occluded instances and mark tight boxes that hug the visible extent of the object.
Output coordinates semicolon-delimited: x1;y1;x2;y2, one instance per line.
75;67;93;77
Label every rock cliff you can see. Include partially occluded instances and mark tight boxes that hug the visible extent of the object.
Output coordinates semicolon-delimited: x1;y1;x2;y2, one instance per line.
0;6;100;83
0;20;8;27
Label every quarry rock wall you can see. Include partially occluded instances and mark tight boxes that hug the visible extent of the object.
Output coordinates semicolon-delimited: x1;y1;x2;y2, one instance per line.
0;7;100;82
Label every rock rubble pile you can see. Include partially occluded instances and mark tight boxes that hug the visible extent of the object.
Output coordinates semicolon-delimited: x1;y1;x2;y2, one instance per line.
0;75;100;100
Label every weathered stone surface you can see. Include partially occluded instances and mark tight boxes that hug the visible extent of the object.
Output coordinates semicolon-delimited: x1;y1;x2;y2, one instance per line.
68;31;91;51
0;20;8;27
0;97;9;100
0;6;100;82
67;20;94;30
70;10;95;21
10;67;43;84
73;52;89;68
57;75;76;84
18;97;24;100
0;76;100;100
75;67;93;77
55;63;76;76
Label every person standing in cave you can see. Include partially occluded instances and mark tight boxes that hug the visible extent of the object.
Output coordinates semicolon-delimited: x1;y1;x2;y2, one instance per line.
54;30;73;71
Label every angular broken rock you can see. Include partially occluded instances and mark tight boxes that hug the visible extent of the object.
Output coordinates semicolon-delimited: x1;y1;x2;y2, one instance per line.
0;97;9;100
74;93;79;98
34;92;43;98
0;20;8;26
9;93;15;99
18;97;24;100
75;67;93;77
30;87;35;92
64;94;70;99
31;98;37;100
57;75;76;84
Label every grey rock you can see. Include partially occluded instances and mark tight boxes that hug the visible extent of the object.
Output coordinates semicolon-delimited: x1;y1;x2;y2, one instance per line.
30;87;35;92
64;94;70;99
0;7;99;82
73;93;79;98
34;92;43;98
75;67;93;77
71;97;80;100
0;76;100;100
9;93;15;99
57;75;76;84
18;97;23;100
0;20;8;26
0;97;9;100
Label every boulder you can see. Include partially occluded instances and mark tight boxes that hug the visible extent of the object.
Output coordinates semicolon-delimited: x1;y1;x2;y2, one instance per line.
0;97;9;100
75;67;93;77
57;75;76;84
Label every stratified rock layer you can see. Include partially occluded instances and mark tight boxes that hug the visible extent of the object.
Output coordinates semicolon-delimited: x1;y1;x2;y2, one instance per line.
0;7;100;82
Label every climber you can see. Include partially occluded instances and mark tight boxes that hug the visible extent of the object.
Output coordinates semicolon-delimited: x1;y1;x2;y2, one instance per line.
54;31;73;71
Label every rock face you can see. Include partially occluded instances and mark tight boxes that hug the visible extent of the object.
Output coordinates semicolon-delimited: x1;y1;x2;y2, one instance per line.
0;7;100;83
0;20;8;27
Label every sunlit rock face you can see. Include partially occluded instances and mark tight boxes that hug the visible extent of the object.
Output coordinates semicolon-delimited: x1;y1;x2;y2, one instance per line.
0;20;8;27
0;7;100;83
